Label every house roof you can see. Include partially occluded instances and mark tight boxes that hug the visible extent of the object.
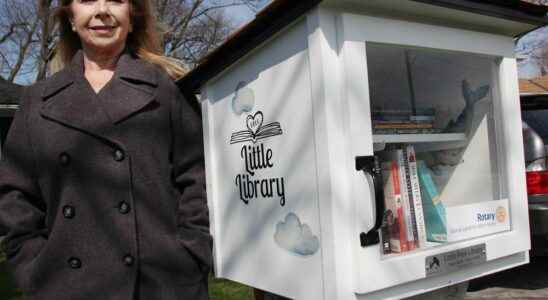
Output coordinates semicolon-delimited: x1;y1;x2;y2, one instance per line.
178;0;548;93
520;75;548;95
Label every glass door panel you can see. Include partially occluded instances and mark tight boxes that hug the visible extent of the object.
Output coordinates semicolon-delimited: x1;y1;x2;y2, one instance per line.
365;42;509;257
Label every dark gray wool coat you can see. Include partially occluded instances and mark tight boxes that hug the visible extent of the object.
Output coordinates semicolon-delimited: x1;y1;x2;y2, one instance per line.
0;50;212;300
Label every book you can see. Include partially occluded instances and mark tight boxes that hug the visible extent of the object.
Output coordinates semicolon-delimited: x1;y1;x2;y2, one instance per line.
373;120;434;125
372;108;436;118
402;147;419;250
410;115;435;122
382;161;409;253
406;146;427;248
373;128;443;135
372;109;436;126
373;123;434;129
397;149;416;251
417;160;447;243
380;211;392;254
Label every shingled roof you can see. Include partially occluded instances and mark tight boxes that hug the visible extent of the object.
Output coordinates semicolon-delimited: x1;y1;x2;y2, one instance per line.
178;0;548;93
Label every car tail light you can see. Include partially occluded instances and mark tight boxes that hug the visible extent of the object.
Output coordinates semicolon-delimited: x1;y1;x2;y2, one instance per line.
526;170;548;195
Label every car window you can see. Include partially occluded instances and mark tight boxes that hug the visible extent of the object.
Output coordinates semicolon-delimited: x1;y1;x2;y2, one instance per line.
522;109;548;142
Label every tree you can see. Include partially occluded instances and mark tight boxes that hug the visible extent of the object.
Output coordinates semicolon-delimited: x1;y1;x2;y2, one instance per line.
0;0;265;84
533;45;548;76
0;1;43;84
523;0;548;5
36;0;57;81
515;1;548;76
153;0;265;67
516;25;548;77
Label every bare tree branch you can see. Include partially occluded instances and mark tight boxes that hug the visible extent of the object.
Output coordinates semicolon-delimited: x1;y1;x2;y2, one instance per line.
156;0;265;67
0;0;266;83
0;23;27;45
8;17;39;82
516;25;548;77
36;0;57;81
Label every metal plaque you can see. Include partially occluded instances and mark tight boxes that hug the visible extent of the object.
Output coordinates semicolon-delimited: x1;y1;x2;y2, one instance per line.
425;244;486;277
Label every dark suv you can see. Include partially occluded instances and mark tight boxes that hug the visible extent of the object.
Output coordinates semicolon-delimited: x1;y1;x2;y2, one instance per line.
521;94;548;256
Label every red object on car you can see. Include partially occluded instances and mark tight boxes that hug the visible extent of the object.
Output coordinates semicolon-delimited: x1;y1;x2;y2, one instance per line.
527;170;548;195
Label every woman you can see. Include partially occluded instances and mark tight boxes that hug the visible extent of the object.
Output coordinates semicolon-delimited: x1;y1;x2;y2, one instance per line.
0;0;211;299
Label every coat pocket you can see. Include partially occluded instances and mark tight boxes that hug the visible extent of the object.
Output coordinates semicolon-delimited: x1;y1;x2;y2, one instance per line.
7;237;48;293
172;234;209;285
26;239;51;289
172;280;208;300
175;233;211;277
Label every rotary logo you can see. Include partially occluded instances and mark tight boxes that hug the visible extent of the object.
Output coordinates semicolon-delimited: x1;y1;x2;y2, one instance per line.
496;206;507;223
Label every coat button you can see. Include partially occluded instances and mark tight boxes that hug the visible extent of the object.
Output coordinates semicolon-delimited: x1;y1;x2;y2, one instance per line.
123;254;134;266
59;152;71;166
118;201;131;214
113;149;125;162
68;257;81;269
63;205;75;219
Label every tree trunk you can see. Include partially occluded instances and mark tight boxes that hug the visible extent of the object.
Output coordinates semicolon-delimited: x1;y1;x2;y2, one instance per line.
36;0;54;81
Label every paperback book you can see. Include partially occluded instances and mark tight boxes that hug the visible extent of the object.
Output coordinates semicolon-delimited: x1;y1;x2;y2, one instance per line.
382;160;409;253
417;160;447;243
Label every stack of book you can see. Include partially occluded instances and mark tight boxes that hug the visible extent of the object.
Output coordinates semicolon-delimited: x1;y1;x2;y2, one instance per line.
372;109;442;134
380;145;447;255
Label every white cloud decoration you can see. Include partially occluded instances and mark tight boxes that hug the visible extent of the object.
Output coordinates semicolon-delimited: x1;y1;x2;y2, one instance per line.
232;81;255;115
274;213;320;256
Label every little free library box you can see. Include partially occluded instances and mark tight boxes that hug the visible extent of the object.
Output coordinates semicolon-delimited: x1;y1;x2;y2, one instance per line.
178;1;548;299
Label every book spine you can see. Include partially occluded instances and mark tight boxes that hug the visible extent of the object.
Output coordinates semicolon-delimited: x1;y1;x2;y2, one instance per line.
402;147;419;250
397;150;415;251
373;123;433;129
407;146;427;248
381;162;400;253
373;128;443;134
381;210;392;255
391;161;408;252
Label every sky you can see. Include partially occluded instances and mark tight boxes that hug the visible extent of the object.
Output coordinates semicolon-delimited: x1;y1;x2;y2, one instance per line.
225;4;259;27
516;26;548;79
3;1;547;84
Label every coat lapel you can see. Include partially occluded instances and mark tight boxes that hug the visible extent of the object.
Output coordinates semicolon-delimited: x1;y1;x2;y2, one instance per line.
98;52;158;124
40;50;158;141
40;52;112;141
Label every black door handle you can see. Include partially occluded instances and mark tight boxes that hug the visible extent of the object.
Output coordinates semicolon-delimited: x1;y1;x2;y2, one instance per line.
356;156;385;247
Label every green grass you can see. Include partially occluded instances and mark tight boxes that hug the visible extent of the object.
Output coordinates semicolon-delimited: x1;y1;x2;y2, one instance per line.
0;254;254;300
209;275;255;300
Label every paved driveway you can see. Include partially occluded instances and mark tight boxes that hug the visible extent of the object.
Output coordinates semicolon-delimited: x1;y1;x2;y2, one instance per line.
465;257;548;299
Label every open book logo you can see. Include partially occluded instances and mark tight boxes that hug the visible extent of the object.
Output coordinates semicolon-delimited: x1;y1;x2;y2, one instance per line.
246;112;263;135
230;111;283;144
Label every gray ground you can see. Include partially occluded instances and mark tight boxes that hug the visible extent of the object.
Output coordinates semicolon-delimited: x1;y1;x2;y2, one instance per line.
262;258;548;300
465;257;548;299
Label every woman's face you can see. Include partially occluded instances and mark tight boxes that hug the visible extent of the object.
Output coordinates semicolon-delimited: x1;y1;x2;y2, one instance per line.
70;0;132;55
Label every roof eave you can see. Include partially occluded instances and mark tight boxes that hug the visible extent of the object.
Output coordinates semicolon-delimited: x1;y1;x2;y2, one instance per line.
411;0;548;26
178;0;548;94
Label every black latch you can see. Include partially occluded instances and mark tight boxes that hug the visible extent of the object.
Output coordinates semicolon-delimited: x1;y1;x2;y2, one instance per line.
356;155;384;247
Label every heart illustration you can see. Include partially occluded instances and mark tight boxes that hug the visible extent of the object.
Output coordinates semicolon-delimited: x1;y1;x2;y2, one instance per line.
246;111;263;136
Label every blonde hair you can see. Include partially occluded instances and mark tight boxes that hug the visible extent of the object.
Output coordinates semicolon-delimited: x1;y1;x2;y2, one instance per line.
52;0;186;80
